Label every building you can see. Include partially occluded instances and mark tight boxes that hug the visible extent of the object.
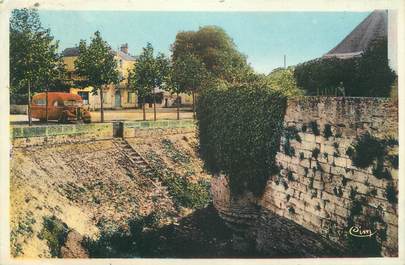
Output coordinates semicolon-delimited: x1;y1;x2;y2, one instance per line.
323;9;397;72
62;43;193;110
62;43;137;110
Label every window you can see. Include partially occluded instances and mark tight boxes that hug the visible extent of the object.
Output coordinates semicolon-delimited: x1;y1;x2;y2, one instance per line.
33;99;46;106
127;91;135;103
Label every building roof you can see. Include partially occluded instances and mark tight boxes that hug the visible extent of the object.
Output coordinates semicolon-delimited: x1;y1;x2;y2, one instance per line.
115;50;136;61
323;10;387;59
62;47;80;57
62;47;137;61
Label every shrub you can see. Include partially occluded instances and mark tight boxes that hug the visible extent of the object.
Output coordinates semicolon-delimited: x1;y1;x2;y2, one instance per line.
348;133;385;169
311;147;320;160
299;152;305;160
38;216;69;257
283;139;295;157
323;124;333;139
196;83;287;197
309;121;320;136
385;183;397;204
294;38;396;97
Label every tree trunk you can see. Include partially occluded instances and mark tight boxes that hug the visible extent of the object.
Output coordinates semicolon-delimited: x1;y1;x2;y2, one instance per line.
28;81;32;126
177;92;180;120
192;90;195;120
100;87;104;123
45;88;49;124
142;97;146;121
153;92;156;121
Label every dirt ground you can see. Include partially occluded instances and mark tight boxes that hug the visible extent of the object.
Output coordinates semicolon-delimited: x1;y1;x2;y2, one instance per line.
10;131;209;258
10;107;193;124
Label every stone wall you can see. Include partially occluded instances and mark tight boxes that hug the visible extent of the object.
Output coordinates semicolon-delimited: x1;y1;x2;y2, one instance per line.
122;119;195;138
11;120;197;148
11;123;114;148
212;97;398;257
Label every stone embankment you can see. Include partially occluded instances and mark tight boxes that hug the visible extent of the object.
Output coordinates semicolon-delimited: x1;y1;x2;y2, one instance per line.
212;97;398;257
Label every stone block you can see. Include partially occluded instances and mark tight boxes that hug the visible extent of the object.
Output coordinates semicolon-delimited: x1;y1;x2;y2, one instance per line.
333;156;347;168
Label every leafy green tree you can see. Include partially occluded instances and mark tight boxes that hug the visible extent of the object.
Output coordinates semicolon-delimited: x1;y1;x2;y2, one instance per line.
171;53;208;118
354;37;396;97
130;43;170;121
264;67;304;97
294;37;396;97
164;59;186;120
74;31;119;122
171;26;252;85
10;8;66;125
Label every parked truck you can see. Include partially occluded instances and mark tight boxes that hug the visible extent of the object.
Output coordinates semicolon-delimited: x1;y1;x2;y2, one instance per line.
31;92;91;123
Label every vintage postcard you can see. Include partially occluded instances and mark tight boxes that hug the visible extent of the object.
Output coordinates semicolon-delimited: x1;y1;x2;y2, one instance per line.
0;0;403;264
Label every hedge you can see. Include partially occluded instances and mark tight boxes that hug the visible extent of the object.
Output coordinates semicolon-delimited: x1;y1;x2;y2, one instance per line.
196;83;287;197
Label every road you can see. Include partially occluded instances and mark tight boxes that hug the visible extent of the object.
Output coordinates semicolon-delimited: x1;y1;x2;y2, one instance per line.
10;107;194;125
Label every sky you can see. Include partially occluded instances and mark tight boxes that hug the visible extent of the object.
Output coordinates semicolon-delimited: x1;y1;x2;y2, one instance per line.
38;11;371;74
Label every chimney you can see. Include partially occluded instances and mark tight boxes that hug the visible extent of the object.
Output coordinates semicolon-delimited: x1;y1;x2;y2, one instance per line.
120;43;128;54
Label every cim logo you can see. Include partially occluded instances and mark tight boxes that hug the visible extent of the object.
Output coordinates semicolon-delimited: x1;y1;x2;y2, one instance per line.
348;226;377;238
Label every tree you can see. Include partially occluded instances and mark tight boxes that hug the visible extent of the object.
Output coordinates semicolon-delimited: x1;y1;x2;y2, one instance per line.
171;53;208;118
354;37;396;97
130;43;169;121
165;61;185;120
294;37;396;97
10;8;66;125
264;67;304;97
74;31;119;122
171;26;252;85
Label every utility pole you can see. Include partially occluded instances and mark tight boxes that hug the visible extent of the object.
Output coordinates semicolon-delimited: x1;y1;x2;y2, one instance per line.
283;55;286;69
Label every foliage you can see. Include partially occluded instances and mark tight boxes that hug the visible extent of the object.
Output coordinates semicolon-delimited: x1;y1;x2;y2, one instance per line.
171;26;253;84
169;53;209;94
309;121;320;136
294;38;396;97
196;82;287;197
283;139;295;157
10;8;67;104
385;183;397;204
74;31;119;92
299;152;305;160
264;67;304;97
145;150;211;209
130;43;170;100
38;216;69;257
161;139;190;164
347;133;385;169
311;148;320;160
83;213;161;258
323;124;333;139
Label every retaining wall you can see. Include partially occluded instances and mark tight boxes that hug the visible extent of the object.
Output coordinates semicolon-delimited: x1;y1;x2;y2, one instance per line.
212;97;398;257
10;119;196;148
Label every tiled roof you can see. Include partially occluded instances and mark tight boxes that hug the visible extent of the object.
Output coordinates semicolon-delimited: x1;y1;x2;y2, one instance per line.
62;47;80;57
62;47;137;62
115;50;137;61
324;10;387;59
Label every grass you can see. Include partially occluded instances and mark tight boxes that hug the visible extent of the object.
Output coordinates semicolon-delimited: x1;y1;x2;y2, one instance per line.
145;150;211;210
37;216;69;257
161;139;191;164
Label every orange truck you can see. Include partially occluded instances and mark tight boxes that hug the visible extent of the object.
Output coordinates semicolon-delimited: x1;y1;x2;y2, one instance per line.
31;92;91;123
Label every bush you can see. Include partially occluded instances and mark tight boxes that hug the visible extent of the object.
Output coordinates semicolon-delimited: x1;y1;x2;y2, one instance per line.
196;83;287;197
38;216;69;257
348;133;385;169
294;38;396;97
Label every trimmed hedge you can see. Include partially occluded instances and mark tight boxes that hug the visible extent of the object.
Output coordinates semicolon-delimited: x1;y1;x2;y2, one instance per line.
196;83;287;197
